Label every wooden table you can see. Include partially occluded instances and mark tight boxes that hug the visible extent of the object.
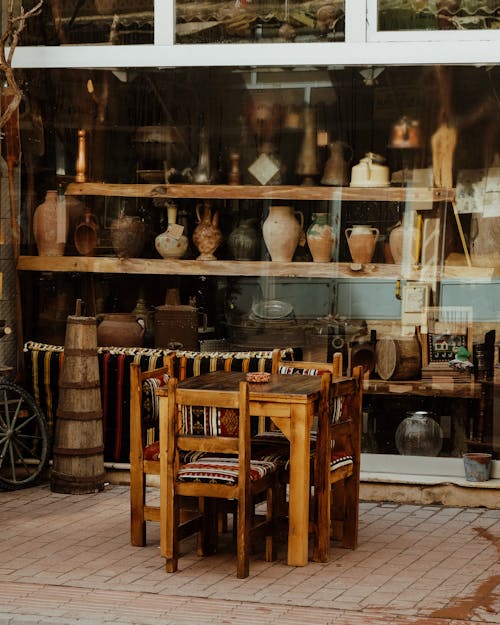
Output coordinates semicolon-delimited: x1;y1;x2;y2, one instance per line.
157;370;322;567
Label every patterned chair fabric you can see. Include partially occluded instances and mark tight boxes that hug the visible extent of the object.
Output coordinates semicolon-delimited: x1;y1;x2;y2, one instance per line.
24;341;293;464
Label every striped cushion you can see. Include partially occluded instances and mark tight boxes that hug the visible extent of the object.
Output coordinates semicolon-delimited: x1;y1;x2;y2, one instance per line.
177;457;278;485
330;451;353;470
278;365;327;376
143;442;209;465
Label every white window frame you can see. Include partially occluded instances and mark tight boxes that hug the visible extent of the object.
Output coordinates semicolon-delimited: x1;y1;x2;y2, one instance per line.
9;0;500;69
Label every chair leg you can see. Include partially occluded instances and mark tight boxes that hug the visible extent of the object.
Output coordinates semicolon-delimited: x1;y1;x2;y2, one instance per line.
331;480;345;543
236;496;250;579
265;482;276;562
313;478;331;563
165;493;179;573
130;468;146;547
340;476;358;550
202;498;218;556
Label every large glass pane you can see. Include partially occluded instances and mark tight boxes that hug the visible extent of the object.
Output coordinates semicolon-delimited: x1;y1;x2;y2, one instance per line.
6;64;499;465
378;1;500;31
175;0;345;43
2;0;154;45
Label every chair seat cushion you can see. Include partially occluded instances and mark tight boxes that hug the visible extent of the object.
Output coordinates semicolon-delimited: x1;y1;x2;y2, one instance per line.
143;440;212;465
177;457;278;485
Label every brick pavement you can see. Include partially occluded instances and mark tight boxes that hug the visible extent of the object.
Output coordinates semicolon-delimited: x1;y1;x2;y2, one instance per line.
0;484;498;625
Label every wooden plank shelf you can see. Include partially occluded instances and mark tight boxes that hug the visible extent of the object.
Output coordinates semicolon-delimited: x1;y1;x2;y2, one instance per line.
17;256;403;279
65;182;455;203
17;256;497;281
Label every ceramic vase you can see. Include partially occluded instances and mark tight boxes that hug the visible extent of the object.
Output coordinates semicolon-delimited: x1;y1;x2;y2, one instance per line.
262;205;303;262
155;203;189;259
345;224;379;264
307;213;335;262
388;220;419;265
227;219;260;260
33;190;66;256
192;201;222;260
110;210;146;259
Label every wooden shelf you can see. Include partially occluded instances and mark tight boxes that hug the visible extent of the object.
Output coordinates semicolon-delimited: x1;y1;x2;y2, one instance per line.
17;255;497;281
65;182;455;203
17;256;404;279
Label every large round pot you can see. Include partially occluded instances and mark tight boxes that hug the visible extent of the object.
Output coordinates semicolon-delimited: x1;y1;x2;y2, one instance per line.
110;213;146;259
395;411;443;457
96;313;146;347
262;205;303;262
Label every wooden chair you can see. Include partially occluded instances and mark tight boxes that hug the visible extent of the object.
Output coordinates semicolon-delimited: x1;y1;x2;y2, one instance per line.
256;352;362;562
313;363;363;562
129;359;173;546
160;377;279;578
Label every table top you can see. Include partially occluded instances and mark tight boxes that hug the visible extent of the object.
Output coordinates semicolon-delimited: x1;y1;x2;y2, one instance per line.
162;370;322;404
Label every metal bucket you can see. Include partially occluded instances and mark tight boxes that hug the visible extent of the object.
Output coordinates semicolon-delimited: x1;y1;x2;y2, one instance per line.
463;453;492;482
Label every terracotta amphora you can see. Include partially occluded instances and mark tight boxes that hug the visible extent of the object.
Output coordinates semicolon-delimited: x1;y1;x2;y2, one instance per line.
345;224;379;264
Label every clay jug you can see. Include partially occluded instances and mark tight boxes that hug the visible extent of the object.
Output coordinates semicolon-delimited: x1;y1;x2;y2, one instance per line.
345;224;379;264
262;205;304;262
33;190;66;256
110;208;146;259
388;221;404;264
155;202;189;259
96;312;146;347
307;213;336;262
74;211;99;257
227;218;260;260
192;201;222;260
321;141;352;186
388;220;419;265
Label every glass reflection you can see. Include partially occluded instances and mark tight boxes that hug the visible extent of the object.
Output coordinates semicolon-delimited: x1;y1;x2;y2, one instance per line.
175;0;345;43
378;0;500;31
13;0;154;45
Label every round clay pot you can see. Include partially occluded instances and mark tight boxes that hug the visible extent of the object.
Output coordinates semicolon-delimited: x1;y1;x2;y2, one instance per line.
262;205;303;262
110;213;146;259
96;313;146;347
227;219;260;261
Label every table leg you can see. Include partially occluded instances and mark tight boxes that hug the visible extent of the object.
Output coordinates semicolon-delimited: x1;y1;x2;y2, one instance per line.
287;405;311;566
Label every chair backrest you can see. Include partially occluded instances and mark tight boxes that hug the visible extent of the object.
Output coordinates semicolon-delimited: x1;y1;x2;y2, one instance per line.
329;364;363;462
166;377;251;493
272;350;343;377
130;359;173;450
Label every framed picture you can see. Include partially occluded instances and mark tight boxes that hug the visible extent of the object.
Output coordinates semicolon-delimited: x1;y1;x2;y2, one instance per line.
420;306;473;369
401;283;431;327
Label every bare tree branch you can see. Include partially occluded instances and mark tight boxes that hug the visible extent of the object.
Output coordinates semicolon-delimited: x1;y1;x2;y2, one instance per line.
0;0;43;129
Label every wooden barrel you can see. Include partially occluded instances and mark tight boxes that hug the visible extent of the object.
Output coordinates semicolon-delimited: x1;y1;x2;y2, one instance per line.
375;336;421;381
51;315;105;494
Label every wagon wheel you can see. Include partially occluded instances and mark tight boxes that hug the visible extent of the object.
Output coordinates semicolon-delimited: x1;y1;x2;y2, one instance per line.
0;380;49;489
